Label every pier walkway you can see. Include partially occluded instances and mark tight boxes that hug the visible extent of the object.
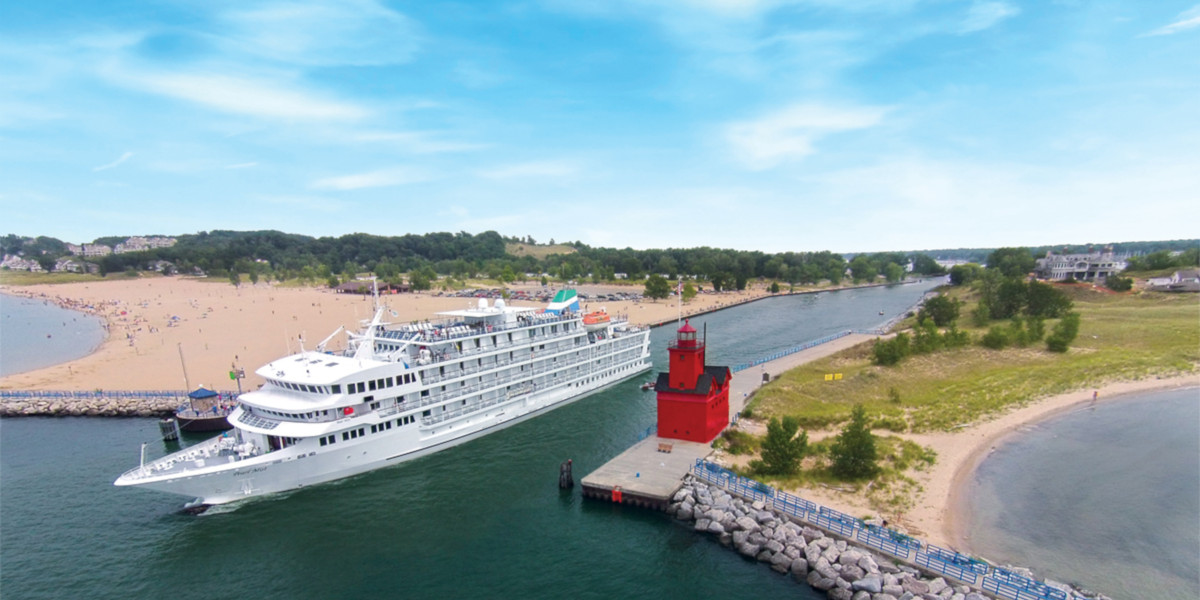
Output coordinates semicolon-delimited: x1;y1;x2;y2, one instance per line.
581;435;712;509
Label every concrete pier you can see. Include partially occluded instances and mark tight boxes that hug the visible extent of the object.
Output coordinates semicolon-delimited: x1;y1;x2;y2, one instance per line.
580;436;712;509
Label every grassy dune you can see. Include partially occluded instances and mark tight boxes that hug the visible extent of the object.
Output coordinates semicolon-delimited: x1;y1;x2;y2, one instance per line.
505;242;576;260
750;285;1199;433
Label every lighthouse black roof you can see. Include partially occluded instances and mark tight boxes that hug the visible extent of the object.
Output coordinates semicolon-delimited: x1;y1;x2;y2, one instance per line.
653;365;731;396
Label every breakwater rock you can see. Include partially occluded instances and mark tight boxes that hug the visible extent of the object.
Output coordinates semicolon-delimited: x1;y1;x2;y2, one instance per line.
0;393;178;417
668;478;1110;600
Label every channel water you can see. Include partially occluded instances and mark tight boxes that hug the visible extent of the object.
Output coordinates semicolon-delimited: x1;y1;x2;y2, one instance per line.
1;280;931;600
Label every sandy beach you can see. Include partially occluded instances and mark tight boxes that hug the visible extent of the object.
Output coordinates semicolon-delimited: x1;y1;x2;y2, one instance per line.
0;276;767;391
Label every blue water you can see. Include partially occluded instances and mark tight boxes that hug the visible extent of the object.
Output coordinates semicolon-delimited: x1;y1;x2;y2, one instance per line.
0;293;107;377
0;281;943;600
965;387;1200;600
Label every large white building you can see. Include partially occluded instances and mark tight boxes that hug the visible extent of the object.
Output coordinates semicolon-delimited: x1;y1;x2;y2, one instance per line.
1035;248;1127;282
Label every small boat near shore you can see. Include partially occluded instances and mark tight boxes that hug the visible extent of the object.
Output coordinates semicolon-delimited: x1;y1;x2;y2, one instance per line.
175;387;233;432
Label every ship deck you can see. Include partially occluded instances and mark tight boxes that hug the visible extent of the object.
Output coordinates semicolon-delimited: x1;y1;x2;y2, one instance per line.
580;435;712;509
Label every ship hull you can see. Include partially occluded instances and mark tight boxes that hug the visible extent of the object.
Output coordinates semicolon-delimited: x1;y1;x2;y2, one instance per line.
120;358;650;505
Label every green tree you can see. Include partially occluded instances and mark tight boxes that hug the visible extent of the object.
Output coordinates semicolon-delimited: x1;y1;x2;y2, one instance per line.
769;281;781;293
644;274;671;301
228;271;241;287
850;256;877;282
1046;312;1081;352
681;281;697;302
754;416;808;475
986;247;1035;278
918;295;960;326
830;405;878;479
1025;280;1072;318
500;265;516;283
883;262;905;283
949;263;983;286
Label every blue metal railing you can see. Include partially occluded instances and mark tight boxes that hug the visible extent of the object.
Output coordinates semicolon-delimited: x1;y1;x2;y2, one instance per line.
730;331;853;373
925;543;990;575
916;550;981;584
983;576;1068;600
856;524;920;559
0;389;238;400
687;460;1070;596
986;569;1068;600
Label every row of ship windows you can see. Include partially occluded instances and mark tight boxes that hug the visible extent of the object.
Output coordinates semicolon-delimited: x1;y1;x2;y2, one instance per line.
318;414;418;446
346;373;417;394
272;373;418;397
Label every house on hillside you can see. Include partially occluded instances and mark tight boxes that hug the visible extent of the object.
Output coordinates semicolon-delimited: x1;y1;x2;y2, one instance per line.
1035;247;1127;282
1146;269;1200;293
55;258;84;273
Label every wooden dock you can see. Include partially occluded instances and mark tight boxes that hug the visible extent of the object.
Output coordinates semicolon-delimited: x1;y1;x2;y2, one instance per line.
580;436;712;510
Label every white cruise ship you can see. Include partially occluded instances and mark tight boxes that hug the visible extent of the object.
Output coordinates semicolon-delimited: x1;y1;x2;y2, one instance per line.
115;288;651;506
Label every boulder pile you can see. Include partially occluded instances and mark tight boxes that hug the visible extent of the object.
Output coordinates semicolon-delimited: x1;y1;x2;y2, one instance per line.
668;478;1109;600
0;395;175;417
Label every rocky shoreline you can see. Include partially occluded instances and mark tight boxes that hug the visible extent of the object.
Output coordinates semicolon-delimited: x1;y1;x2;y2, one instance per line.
0;393;180;417
668;478;1110;600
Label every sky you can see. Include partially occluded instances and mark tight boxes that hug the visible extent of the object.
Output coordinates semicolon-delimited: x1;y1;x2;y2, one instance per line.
1;0;1198;253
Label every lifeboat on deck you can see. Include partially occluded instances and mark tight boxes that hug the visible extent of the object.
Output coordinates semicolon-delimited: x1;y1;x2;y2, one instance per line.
582;310;611;332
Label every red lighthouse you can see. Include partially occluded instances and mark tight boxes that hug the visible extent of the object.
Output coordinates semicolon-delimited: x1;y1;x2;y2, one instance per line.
655;320;731;443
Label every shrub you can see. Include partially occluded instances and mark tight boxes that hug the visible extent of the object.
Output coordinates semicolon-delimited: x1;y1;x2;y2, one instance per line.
1046;312;1081;352
872;333;911;366
1105;276;1133;292
981;326;1011;349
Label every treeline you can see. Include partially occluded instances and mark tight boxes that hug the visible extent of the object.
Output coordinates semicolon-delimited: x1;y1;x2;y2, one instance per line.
2;230;948;290
873;247;1084;365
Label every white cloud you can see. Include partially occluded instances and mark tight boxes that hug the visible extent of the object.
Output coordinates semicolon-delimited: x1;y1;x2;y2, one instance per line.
92;151;133;172
256;194;347;212
310;167;430;191
958;1;1020;34
1144;5;1200;36
725;103;888;170
351;130;488;154
219;0;420;66
478;160;579;179
104;64;368;120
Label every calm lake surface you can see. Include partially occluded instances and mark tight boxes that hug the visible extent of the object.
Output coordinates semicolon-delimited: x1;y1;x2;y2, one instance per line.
0;281;936;600
0;293;106;377
964;387;1200;600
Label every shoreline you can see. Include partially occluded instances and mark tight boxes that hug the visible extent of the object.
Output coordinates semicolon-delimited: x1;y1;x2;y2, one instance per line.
923;373;1200;552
